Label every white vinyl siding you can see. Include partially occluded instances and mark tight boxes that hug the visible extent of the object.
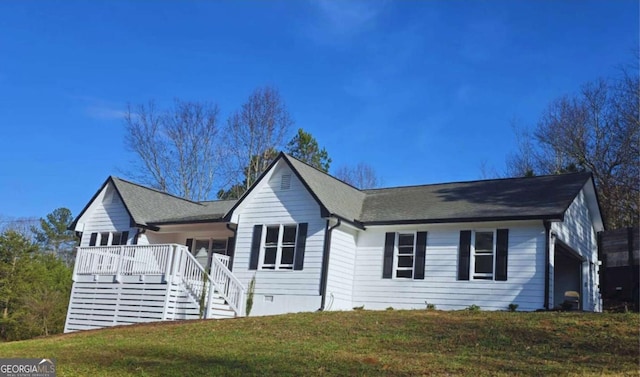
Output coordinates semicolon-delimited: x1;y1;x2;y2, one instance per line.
231;163;325;315
551;187;601;312
78;185;134;247
352;221;546;311
325;226;358;310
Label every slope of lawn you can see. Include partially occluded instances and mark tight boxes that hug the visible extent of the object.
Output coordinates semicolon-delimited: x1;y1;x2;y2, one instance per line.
0;310;638;376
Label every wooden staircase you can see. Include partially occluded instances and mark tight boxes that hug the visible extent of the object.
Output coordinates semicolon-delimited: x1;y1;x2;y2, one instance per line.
64;244;245;332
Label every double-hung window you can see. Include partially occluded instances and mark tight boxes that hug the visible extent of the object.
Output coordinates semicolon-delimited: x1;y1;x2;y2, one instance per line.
395;233;416;278
262;225;297;270
383;231;427;280
472;231;495;280
458;229;509;281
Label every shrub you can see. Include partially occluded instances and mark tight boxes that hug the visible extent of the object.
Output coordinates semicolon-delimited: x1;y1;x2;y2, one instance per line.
245;274;256;316
466;304;481;312
508;303;519;312
425;302;436;311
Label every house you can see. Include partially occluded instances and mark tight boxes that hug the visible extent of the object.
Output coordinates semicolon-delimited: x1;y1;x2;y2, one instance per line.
64;153;604;332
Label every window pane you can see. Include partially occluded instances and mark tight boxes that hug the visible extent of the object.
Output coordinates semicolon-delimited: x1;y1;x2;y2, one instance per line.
398;234;414;247
396;269;413;278
398;255;414;268
100;233;110;246
194;240;209;255
281;246;295;265
265;226;279;244
211;240;227;252
282;225;297;244
475;232;493;252
264;246;277;265
475;255;493;274
398;246;414;255
111;232;122;246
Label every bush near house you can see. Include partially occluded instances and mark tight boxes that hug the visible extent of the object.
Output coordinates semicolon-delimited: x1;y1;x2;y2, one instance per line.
0;311;638;376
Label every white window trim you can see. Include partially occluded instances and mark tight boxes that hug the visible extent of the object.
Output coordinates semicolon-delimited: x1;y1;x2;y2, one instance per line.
470;229;497;281
259;224;297;271
392;232;417;279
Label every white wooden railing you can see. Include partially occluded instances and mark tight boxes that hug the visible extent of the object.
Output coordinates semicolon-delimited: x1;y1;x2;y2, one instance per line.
74;244;245;318
75;245;172;277
210;254;245;316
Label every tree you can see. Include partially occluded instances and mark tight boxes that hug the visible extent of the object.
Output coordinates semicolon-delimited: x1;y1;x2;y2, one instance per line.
507;70;639;229
0;230;71;341
124;99;221;201
219;86;293;199
217;148;279;200
335;162;381;189
0;230;38;339
286;128;331;172
31;208;76;265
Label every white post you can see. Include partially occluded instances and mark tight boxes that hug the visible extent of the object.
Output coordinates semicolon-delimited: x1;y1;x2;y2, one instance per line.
162;245;178;321
205;274;215;319
72;247;80;281
115;246;125;282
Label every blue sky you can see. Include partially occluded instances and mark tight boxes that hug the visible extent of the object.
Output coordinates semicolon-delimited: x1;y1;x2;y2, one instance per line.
0;0;637;221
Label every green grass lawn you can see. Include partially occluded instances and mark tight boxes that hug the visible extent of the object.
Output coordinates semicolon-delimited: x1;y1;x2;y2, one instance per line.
0;310;638;376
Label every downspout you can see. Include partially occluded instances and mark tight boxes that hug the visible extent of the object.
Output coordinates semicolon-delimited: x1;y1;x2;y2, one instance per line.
319;217;341;311
543;220;551;310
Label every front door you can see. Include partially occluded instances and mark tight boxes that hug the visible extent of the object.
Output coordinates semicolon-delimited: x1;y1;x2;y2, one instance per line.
192;239;229;272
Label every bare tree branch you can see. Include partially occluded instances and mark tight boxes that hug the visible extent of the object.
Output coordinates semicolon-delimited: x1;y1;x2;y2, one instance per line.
123;99;220;201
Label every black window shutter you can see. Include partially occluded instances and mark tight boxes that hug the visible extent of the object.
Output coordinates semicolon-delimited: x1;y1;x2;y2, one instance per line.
249;225;262;270
414;232;428;280
294;223;308;271
89;232;98;246
226;236;236;271
458;230;471;280
382;232;395;279
185;238;194;253
121;231;129;246
495;229;509;281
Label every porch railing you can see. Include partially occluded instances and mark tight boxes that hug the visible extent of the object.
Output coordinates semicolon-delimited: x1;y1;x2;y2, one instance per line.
74;245;172;277
73;244;245;318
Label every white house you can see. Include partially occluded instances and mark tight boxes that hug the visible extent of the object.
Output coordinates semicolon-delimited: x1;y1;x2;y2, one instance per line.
64;153;604;332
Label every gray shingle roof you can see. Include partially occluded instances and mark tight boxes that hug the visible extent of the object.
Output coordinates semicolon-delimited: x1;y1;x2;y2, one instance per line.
285;155;365;223
111;177;237;226
358;173;592;224
75;155;593;230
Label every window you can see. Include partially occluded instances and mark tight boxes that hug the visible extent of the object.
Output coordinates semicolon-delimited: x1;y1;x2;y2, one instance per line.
395;233;416;278
249;223;307;271
383;231;427;280
99;232;110;246
458;229;509;281
262;225;297;270
90;231;128;246
472;231;495;280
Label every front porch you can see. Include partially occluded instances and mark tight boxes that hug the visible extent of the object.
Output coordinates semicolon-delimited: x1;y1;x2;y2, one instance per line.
64;244;246;332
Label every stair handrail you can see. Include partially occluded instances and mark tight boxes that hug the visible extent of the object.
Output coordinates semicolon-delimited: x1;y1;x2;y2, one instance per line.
174;245;246;318
210;254;246;316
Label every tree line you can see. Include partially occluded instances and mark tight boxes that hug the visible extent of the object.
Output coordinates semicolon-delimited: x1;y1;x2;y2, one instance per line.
124;86;380;202
506;60;638;229
0;208;75;341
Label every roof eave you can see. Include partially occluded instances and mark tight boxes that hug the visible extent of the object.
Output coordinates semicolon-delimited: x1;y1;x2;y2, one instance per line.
362;214;564;226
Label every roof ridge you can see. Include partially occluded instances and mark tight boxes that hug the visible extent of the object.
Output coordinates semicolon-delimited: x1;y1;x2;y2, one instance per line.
362;171;592;193
111;176;205;206
282;152;365;193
